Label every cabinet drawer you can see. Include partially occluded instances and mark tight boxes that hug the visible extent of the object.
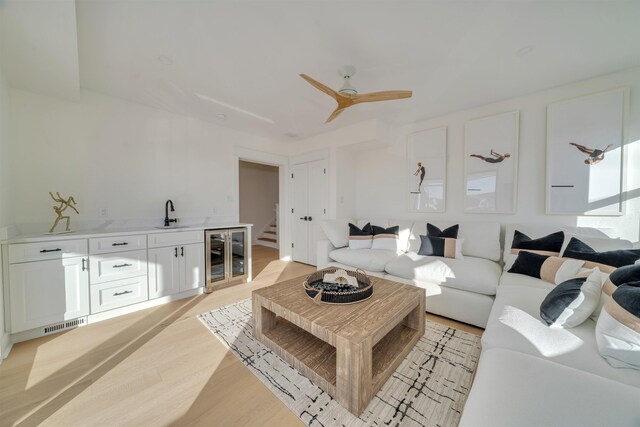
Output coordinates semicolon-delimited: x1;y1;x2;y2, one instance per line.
9;239;88;264
89;250;147;284
147;230;203;248
90;276;149;313
89;234;147;254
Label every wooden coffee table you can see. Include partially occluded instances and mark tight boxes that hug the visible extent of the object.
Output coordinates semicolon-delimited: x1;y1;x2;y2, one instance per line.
252;274;425;416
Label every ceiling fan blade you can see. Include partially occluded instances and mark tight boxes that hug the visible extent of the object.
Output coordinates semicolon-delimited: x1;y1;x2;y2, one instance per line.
352;90;413;104
300;74;340;101
325;107;346;123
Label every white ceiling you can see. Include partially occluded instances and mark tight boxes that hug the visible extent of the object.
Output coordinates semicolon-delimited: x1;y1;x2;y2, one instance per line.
3;1;640;141
0;0;80;100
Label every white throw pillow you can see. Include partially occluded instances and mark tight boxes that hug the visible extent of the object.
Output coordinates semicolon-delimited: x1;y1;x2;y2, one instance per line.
319;219;350;248
539;268;602;328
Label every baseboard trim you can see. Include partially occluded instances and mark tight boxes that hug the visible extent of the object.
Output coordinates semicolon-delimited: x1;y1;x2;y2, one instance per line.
5;288;205;355
1;332;12;362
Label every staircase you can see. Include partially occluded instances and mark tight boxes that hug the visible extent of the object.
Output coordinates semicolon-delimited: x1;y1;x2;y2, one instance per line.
256;222;278;248
256;204;279;249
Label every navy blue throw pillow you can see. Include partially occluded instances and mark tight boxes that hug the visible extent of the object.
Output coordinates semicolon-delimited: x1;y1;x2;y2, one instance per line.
511;230;564;256
427;223;459;239
564;237;640;268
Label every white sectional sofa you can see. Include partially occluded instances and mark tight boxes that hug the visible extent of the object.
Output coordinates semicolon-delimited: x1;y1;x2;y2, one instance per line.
319;220;640;425
317;219;502;328
460;224;640;426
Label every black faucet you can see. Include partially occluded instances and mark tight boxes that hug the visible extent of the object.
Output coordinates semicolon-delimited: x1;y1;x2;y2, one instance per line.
164;199;177;226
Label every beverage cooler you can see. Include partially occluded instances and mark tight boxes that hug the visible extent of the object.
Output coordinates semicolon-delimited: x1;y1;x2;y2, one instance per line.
205;228;249;292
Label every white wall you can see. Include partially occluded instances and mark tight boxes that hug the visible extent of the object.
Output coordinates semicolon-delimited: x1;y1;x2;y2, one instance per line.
0;59;11;359
352;67;640;241
239;161;278;242
8;88;288;230
0;62;11;230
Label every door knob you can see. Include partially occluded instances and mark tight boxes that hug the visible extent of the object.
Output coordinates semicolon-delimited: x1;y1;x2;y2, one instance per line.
299;216;308;221
308;216;312;221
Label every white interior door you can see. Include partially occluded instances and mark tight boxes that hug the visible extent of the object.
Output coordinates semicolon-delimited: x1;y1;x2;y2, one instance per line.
291;159;327;265
292;163;309;263
307;160;328;265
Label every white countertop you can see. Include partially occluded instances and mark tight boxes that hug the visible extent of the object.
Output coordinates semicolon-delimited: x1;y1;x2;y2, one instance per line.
2;222;252;244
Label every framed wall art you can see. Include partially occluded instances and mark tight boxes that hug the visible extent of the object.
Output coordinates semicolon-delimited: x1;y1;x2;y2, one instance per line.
464;111;519;213
546;88;627;215
407;126;447;212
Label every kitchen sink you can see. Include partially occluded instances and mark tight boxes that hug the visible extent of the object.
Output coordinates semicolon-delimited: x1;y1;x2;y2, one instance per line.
154;225;190;229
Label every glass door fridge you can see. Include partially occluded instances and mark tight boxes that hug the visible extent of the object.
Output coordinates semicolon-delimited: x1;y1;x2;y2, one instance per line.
205;228;248;292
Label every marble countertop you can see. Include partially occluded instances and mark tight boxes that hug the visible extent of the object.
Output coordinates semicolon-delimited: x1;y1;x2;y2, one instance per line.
2;222;253;244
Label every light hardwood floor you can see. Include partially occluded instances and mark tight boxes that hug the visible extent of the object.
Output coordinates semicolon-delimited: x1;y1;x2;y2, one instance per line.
0;246;482;427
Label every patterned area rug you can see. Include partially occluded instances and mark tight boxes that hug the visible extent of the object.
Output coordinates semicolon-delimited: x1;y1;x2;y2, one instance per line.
198;299;481;427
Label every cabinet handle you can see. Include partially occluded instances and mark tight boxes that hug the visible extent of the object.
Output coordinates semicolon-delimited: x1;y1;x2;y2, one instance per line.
174;247;178;257
82;258;87;271
299;216;308;221
113;263;132;268
113;290;133;296
181;246;184;257
112;242;129;246
40;248;62;253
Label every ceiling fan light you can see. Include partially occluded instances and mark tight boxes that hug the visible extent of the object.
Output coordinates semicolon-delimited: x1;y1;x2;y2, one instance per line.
339;79;358;95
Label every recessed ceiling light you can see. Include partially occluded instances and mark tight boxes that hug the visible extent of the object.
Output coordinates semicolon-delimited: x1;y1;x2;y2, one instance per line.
516;45;535;56
158;55;173;65
216;112;227;119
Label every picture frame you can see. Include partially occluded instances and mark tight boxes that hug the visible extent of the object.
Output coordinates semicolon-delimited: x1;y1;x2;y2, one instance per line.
407;126;447;213
546;87;627;216
464;111;519;214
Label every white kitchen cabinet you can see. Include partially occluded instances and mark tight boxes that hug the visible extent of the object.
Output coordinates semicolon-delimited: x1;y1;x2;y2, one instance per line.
147;235;205;299
180;243;205;292
9;256;89;333
148;245;181;299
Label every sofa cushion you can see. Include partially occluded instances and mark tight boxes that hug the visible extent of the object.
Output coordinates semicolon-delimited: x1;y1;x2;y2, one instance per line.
371;225;400;252
503;223;609;267
604;264;640;296
348;222;373;249
460;348;640;427
510;230;565;256
564;237;640;269
384;252;501;296
482;283;640;387
319;219;351;248
417;235;463;259
329;247;397;272
500;271;556;290
539;269;602;328
596;282;640;370
508;251;584;284
427;223;459;238
560;233;634;256
409;221;501;261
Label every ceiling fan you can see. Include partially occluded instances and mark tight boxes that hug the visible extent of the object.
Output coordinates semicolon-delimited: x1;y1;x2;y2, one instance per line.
300;65;412;123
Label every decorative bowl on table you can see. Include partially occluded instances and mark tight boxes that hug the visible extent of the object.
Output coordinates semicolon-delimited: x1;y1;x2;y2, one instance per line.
303;268;373;304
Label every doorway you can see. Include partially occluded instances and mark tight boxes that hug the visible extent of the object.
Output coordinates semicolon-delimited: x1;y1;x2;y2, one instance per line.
238;161;280;252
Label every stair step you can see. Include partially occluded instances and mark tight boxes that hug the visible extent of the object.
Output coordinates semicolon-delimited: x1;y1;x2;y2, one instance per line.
264;230;276;235
258;237;277;243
